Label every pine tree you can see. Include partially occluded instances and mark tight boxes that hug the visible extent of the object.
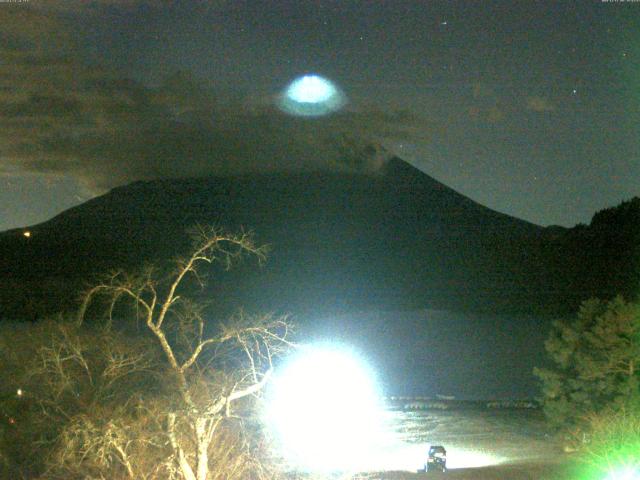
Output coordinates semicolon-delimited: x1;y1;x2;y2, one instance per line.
534;296;640;429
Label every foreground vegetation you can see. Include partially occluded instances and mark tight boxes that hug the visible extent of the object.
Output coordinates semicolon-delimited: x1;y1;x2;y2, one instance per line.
1;222;638;479
1;227;293;479
535;296;640;477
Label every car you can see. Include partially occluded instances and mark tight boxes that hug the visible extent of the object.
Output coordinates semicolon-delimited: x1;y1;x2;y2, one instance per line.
425;445;447;473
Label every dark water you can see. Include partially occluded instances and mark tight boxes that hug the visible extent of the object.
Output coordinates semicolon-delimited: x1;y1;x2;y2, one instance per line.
307;309;552;400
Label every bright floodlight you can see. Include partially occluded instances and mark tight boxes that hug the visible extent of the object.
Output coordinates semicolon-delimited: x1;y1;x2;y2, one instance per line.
278;74;345;116
264;344;384;472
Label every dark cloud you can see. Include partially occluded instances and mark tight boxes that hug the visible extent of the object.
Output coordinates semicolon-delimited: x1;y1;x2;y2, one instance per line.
37;0;236;11
26;0;164;14
0;8;423;194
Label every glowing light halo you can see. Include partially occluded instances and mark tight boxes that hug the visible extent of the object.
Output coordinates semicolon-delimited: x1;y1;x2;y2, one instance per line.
444;447;504;469
263;344;507;474
278;74;346;117
346;441;504;472
604;467;640;480
287;75;335;103
263;343;385;472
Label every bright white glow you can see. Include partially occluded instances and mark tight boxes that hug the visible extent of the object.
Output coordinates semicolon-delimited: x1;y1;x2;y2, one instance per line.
264;344;385;472
445;448;502;469
23;231;31;238
286;75;335;103
264;346;506;474
374;443;502;472
605;467;640;480
278;74;345;116
16;388;22;397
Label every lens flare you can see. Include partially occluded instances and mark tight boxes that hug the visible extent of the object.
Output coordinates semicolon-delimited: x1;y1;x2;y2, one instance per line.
278;74;345;116
604;467;640;480
264;344;385;472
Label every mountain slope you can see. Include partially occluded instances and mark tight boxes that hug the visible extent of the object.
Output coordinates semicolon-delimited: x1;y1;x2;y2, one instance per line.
0;157;563;319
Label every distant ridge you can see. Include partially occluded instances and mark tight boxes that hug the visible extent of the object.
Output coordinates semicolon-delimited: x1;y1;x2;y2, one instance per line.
0;157;637;320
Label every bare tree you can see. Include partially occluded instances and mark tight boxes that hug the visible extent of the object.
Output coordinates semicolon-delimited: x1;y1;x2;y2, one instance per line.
0;318;162;479
74;226;294;480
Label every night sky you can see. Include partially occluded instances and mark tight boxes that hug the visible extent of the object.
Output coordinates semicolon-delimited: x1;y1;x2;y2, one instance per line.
1;0;639;231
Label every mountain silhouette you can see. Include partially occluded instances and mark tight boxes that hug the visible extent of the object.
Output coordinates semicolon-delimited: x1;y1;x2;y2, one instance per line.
0;157;636;321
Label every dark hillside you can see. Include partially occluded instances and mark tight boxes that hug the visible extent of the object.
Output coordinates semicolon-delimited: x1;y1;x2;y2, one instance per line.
542;197;640;309
0;158;636;320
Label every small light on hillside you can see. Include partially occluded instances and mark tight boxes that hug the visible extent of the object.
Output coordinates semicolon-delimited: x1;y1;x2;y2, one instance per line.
23;231;31;238
16;388;23;397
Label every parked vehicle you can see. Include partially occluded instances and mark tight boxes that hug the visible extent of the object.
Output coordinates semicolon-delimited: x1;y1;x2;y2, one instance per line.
425;445;447;473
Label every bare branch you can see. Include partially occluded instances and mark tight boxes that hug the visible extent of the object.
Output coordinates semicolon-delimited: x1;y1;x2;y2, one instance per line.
180;338;219;373
228;367;273;404
167;413;196;480
69;225;291;480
